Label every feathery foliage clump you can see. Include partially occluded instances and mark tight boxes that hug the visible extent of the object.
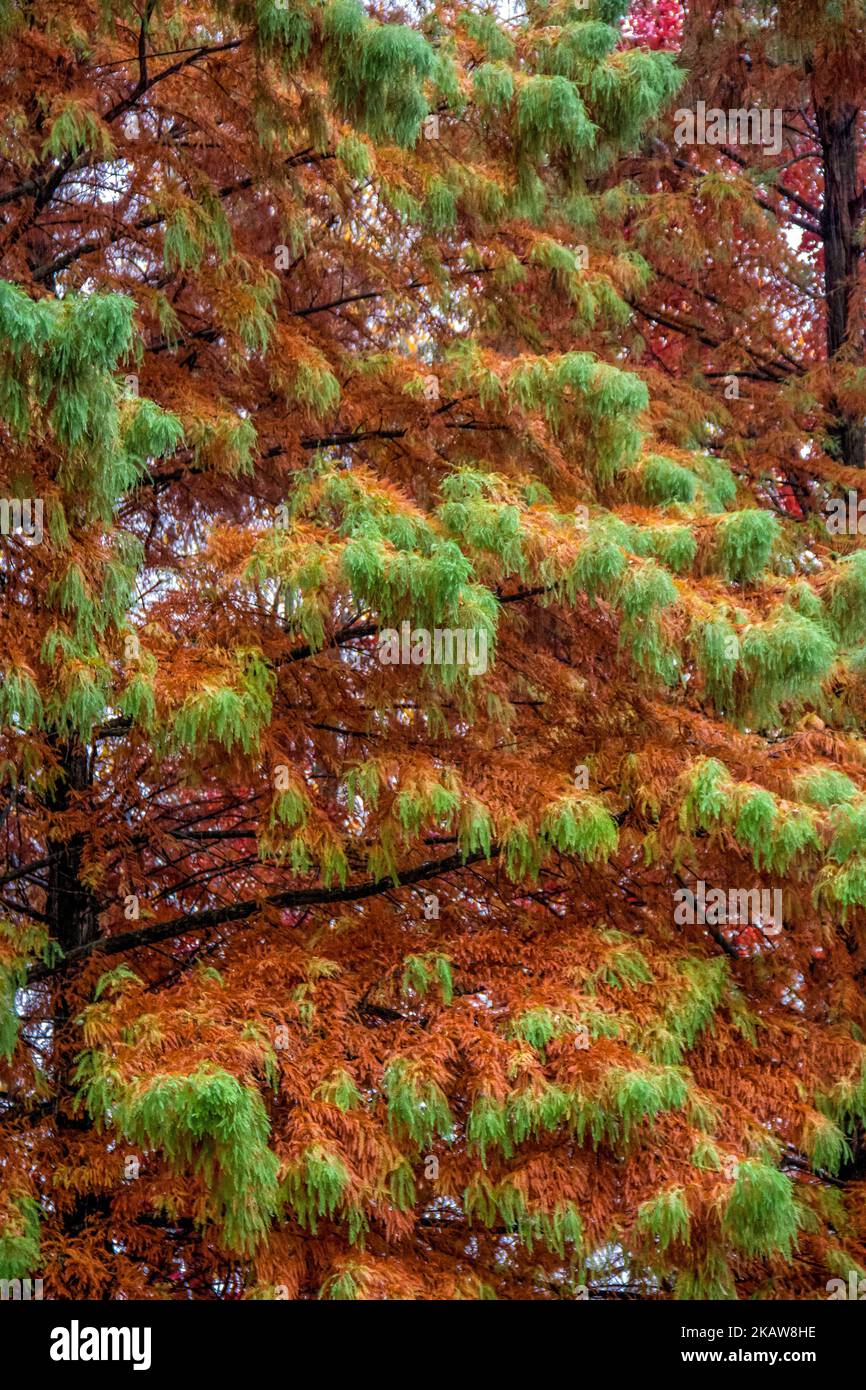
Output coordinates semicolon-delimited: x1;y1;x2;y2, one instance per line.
112;1068;282;1254
0;1194;41;1281
721;1162;802;1261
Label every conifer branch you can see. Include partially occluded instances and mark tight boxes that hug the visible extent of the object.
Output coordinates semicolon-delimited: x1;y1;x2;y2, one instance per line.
26;847;500;983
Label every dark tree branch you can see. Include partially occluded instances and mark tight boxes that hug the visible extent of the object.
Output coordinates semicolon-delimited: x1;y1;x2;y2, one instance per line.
27;846;502;983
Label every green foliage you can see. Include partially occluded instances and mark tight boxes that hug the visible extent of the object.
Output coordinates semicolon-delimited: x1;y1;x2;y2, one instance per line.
674;1248;737;1300
536;19;618;76
714;511;780;584
225;264;278;353
284;1145;350;1231
645;958;728;1065
0;668;43;730
828;551;866;644
118;665;157;731
519;1007;560;1057
100;532;144;631
42;99;114;161
164;192;232;272
794;767;858;808
787;580;824;623
460;11;515;61
256;0;314;62
696;616;739;711
0;283;179;520
335;506;500;673
0;0;20;36
636;1186;690;1251
437;469;525;572
124;397;184;468
804;1113;851;1176
401;953;454;1005
721;1161;802;1260
517;76;596;159
173;649;274;756
761;807;820;875
504;352;647;483
319;1266;363;1300
112;1067;282;1254
816;1058;866;1137
740;610;835;726
384;1058;453;1147
323;0;434;147
0;1194;40;1281
636;454;697;507
602;1065;689;1145
472;61;514;113
467;1095;512;1166
586;46;683;155
188;413;257;477
529;236;597;311
94;964;141;1000
430;49;464;114
511;1006;578;1061
269;782;310;831
0;964;20;1061
691;1137;723;1171
814;855;866;918
691;455;738;512
335;132;372;181
283;356;341;417
679;759;819;873
314;1069;363;1112
465;1177;584;1259
569;525;627;601
394;773;460;838
734;789;778;869
638;523;696;574
42;640;111;740
827;799;866;862
457;797;494;860
539;794;619;864
0;923;52;1061
588;936;654;992
618;560;679;682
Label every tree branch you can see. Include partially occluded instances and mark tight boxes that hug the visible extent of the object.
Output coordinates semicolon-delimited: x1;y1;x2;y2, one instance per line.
27;846;501;983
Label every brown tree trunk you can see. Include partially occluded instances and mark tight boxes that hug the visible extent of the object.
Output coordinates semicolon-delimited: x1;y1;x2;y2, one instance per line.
815;97;866;470
45;739;104;1259
45;740;99;958
46;738;99;1087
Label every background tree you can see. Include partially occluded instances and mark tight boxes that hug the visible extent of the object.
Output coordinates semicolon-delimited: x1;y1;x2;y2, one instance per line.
2;0;866;1302
624;0;866;521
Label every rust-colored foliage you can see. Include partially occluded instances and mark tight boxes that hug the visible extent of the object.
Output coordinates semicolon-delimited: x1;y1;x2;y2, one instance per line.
1;0;866;1303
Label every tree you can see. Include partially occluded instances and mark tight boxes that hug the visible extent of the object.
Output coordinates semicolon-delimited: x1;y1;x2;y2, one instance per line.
1;0;866;1302
625;0;866;505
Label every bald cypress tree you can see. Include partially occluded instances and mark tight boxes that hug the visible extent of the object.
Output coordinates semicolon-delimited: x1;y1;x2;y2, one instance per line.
628;1;866;493
0;0;865;1302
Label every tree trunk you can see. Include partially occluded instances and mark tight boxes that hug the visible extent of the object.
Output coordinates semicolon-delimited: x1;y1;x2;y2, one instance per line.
45;739;103;1254
815;97;865;470
45;740;99;959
